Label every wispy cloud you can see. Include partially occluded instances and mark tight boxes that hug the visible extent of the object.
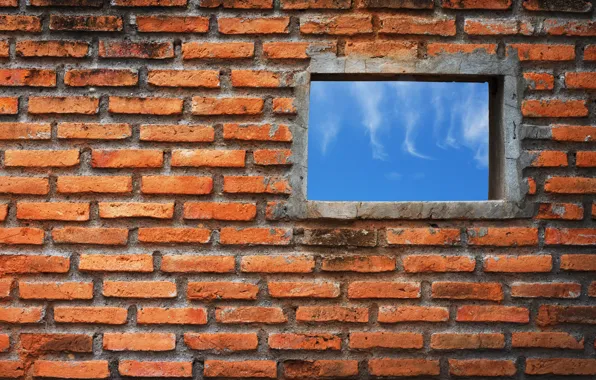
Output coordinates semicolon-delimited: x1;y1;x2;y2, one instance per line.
350;82;388;160
319;116;340;155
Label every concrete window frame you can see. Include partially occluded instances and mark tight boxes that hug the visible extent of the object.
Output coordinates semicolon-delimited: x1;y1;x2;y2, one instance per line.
287;52;534;220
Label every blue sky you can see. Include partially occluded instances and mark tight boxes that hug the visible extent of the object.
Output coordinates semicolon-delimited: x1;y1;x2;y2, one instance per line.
307;80;490;202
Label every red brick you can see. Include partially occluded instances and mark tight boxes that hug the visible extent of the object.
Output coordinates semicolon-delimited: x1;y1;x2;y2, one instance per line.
137;16;209;33
54;307;127;325
268;281;339;298
142;175;212;195
138;227;211;244
65;69;137;87
0;69;55;87
99;202;174;219
109;96;182;115
545;176;596;194
0;334;8;351
586;45;596;60
282;0;350;8
182;42;254;59
509;44;575;61
284;360;357;379
19;333;93;353
119;361;192;378
552;125;596;142
148;69;219;88
484;255;552;273
241;255;314;273
17;202;89;221
537;203;584;220
301;15;373;35
185;333;258;352
50;15;122;31
272;98;297;114
378;306;449;323
57;123;131;140
52;227;128;245
526;358;596;376
350;332;423;349
0;123;50;140
33;361;109;379
0;255;69;275
172;149;245;167
387;227;460;245
465;19;521;35
205;361;276;378
511;282;581;298
224;176;290;194
30;0;102;5
449;359;516;377
192;97;263;115
527;177;537;194
512;332;584;349
524;72;554;90
0;307;43;323
566;72;596;89
427;43;497;56
456;306;529;323
0;177;49;194
431;333;504;350
161;255;235;273
219;17;289;34
560;254;596;271
103;280;176;298
269;333;341;350
140;124;214;142
0;361;23;378
0;97;17;114
523;0;592;12
103;333;175;351
183;202;256;221
380;16;455;36
137;307;207;325
92;149;163;168
432;282;503;301
369;359;440;377
468;227;538;246
216;307;287;324
321;255;395;272
201;0;272;8
187;282;258;301
113;0;186;5
19;281;93;300
537;305;596;326
4;149;79;167
99;41;174;59
296;306;368;323
0;278;11;298
546;20;596;37
348;281;420;299
545;228;596;245
262;41;336;59
0;228;44;245
0;15;41;32
403;255;475;273
79;254;153;272
344;41;417;59
220;227;292;245
577;151;596;167
0;40;7;57
231;70;284;87
528;150;568;167
29;96;98;114
16;40;89;57
442;0;511;8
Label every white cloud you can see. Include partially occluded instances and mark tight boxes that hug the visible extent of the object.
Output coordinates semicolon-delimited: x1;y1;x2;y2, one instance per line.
349;82;388;160
319;116;340;155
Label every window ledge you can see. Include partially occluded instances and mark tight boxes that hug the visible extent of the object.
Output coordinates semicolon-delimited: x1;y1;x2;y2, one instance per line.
304;200;534;220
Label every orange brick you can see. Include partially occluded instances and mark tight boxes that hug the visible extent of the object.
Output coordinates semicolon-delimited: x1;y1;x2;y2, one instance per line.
0;97;17;114
537;305;596;326
19;281;93;300
348;281;420;299
183;202;256;221
431;333;504;350
467;227;538;246
187;282;258;301
148;69;219;88
344;40;418;59
432;282;503;301
57;123;131;140
269;333;340;351
321;255;395;272
527;177;537;194
296;306;368;323
113;0;186;5
427;43;497;56
512;332;584;349
140;124;214;142
0;255;69;275
464;19;520;35
182;42;254;59
201;0;272;8
253;149;292;165
379;15;455;36
0;122;51;140
161;255;235;273
456;305;529;323
527;150;568;167
16;40;89;57
223;123;292;141
523;99;589;117
53;307;127;324
17;202;89;221
0;334;9;351
0;69;55;87
525;358;596;376
99;202;173;219
79;254;153;272
241;255;314;273
28;96;99;114
172;149;245;167
4;149;79;167
387;227;460;245
577;151;596;167
33;361;109;379
136;16;209;33
449;359;516;377
262;41;336;59
0;361;23;378
223;176;290;194
523;0;592;12
585;45;596;61
138;227;211;244
0;228;44;245
0;278;11;299
52;227;128;245
137;307;207;325
185;333;258;352
0;177;48;194
65;69;137;87
552;125;596;142
109;96;183;115
50;15;122;31
511;282;581;298
205;361;276;379
0;40;7;57
142;175;212;195
103;281;176;298
483;255;552;272
0;307;43;324
524;72;554;90
0;15;41;32
537;203;584;220
119;361;192;378
91;149;163;168
99;41;174;59
509;44;575;61
349;332;423;349
103;333;175;351
231;70;283;87
546;228;596;245
219;17;289;34
268;281;339;298
300;15;373;35
403;255;475;273
220;227;292;245
442;0;511;8
272;97;296;114
192;97;263;115
561;254;596;271
282;0;350;8
284;360;357;379
369;359;440;377
216;306;287;324
545;177;596;194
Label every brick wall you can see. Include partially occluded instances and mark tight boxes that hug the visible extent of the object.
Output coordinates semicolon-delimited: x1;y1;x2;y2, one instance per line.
0;0;596;378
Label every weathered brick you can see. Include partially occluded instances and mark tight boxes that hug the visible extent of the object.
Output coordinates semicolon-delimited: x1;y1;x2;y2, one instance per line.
216;307;287;324
585;45;596;60
54;306;128;324
142;175;212;194
148;70;219;88
182;42;254;59
99;41;174;59
205;361;276;378
79;254;153;272
185;333;258;352
201;0;272;8
268;281;339;298
296;306;368;323
360;0;432;8
161;255;235;273
284;360;358;379
511;282;581;298
137;16;209;33
272;97;297;114
92;149;163;168
527;150;568;167
0;361;23;378
546;20;596;37
545;177;596;193
432;282;503;301
65;69;137;87
52;227;128;245
545;228;596;245
566;72;596;90
0;228;44;245
403;255;475;273
560;254;596;271
509;44;576;61
50;15;123;31
0;69;55;87
103;333;175;351
301;15;373;35
465;19;521;35
137;307;207;325
17;202;89;221
30;0;102;5
577;151;596;167
350;332;423;349
552;125;596;142
220;227;292;245
262;41;336;59
219;17;289;34
387;227;460;245
241;255;314;273
5;149;80;167
456;306;529;323
442;0;511;9
449;359;516;377
223;176;290;194
537;305;596;326
344;41;417;59
269;333;340;350
184;202;256;221
33;361;109;379
427;43;497;56
526;358;596;376
0;98;18;114
0;278;11;299
140;124;214;142
138;227;211;244
19;282;93;300
369;359;440;377
523;0;592;12
19;333;93;353
282;0;351;8
512;332;584;349
524;72;554;90
322;255;395;272
0;307;44;323
0;15;41;32
348;281;420;299
119;361;192;378
431;333;504;350
99;202;174;219
378;306;449;323
537;203;583;220
103;280;176;298
380;16;456;36
187;282;258;301
483;255;552;272
29;96;98;114
231;70;285;88
113;0;187;5
0;255;69;275
468;227;538;246
17;40;89;57
57;123;131;140
303;228;376;246
192;97;263;115
0;177;49;194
